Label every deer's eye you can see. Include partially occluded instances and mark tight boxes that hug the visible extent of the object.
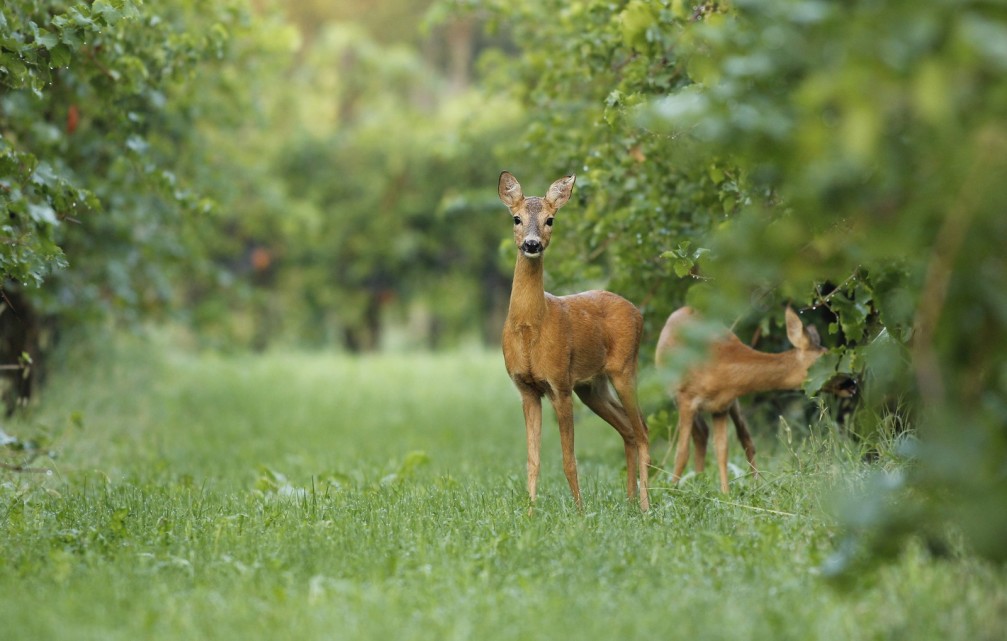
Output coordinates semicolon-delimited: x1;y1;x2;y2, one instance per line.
545;217;554;227
513;216;521;225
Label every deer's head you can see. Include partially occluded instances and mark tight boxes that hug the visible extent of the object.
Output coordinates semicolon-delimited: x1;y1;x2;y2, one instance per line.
498;171;575;259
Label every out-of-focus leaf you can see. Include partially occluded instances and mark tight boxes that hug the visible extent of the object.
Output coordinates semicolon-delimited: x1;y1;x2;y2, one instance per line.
803;351;839;395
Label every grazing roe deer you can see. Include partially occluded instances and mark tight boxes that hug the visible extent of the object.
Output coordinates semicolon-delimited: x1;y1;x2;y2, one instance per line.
498;171;651;511
655;306;826;493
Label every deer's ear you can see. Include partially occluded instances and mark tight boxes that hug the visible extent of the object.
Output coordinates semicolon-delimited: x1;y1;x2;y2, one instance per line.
804;324;822;348
498;171;524;208
545;174;575;209
784;306;812;350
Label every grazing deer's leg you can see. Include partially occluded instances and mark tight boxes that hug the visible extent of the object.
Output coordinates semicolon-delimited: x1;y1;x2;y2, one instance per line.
575;381;638;501
551;391;582;507
728;400;758;478
712;411;730;493
672;399;694;485
692;414;710;473
520;389;544;504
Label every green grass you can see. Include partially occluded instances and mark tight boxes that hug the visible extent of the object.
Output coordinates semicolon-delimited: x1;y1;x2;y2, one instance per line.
1;338;1004;640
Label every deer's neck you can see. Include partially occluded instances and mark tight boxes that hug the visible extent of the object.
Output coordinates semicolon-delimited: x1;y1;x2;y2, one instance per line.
729;348;810;394
507;254;547;329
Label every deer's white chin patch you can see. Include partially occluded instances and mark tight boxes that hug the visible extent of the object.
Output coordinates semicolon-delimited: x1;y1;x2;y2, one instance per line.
522;250;542;258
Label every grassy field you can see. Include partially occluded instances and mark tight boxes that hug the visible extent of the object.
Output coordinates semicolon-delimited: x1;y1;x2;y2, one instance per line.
1;338;1004;640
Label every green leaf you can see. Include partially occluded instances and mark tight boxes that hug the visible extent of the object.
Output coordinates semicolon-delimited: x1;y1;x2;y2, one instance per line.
34;28;59;49
92;0;123;25
708;163;725;184
27;202;59;226
803;351;839;395
673;258;691;278
830;292;869;343
49;43;71;68
66;7;95;29
620;0;657;50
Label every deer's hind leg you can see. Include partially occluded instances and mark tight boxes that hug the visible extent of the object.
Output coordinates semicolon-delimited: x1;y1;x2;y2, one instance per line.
575;379;639;502
608;371;651;512
692;414;711;473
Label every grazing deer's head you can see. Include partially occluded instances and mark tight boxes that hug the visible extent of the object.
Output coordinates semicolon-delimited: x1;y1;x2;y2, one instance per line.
498;171;575;259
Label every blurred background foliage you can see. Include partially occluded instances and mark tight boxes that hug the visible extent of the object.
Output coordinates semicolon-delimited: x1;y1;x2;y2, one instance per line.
1;0;1005;569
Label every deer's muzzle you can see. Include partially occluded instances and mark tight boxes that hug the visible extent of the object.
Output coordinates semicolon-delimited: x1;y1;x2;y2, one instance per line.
521;238;543;257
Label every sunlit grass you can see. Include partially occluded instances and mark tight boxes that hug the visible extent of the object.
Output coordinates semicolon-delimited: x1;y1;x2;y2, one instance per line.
1;338;1004;640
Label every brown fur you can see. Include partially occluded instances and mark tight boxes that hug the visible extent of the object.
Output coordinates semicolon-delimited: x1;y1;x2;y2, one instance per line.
499;171;651;511
655;306;826;493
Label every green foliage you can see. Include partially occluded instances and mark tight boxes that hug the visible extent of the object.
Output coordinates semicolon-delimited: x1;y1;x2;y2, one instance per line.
0;0;300;332
434;0;737;347
445;0;1007;568
0;1;528;353
647;0;1007;569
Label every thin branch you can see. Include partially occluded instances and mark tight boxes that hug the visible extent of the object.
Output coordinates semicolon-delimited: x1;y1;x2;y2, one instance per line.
586;234;618;262
84;46;117;81
805;266;862;313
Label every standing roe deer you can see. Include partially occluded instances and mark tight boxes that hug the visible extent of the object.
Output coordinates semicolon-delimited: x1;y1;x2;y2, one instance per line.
498;171;651;511
655;306;826;493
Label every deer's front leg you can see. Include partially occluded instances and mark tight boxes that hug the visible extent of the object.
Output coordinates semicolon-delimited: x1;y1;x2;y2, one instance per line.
520;389;543;504
551;391;581;508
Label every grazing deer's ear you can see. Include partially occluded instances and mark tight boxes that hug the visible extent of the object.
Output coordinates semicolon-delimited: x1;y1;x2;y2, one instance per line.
545;174;576;209
805;324;822;348
498;171;524;208
784;306;812;350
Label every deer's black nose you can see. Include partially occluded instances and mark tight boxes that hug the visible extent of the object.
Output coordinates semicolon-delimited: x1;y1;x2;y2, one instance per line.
522;239;543;255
